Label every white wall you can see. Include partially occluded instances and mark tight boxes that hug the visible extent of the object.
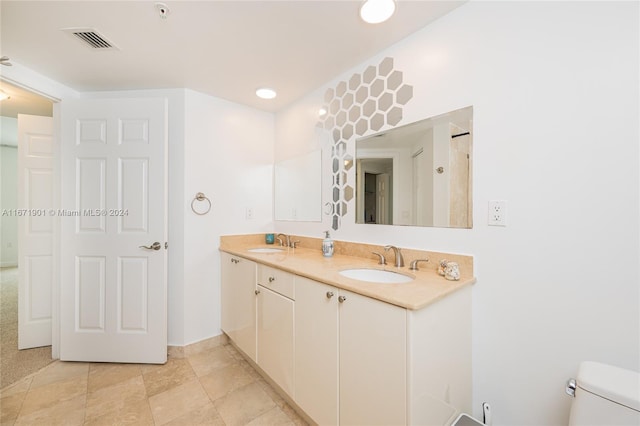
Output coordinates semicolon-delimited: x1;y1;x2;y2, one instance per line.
274;2;639;425
1;116;18;146
182;89;274;345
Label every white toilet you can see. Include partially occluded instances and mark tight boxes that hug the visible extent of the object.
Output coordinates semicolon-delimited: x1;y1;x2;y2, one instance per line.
567;361;640;425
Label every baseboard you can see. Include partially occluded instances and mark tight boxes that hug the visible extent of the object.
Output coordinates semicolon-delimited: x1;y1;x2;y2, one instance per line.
167;333;229;359
0;262;18;268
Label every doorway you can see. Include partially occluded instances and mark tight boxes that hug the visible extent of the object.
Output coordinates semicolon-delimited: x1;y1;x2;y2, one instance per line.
357;158;393;225
0;80;54;389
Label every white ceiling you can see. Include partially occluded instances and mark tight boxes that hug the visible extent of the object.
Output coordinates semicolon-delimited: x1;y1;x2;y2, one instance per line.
0;1;465;112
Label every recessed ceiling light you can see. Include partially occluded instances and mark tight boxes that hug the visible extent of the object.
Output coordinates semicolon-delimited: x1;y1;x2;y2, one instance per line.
360;0;396;24
256;88;277;99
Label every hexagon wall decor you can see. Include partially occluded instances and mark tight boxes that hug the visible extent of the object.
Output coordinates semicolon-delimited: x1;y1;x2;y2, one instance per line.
317;57;413;230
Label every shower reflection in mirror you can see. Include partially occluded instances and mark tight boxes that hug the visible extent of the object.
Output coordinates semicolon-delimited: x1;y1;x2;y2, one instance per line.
356;106;472;228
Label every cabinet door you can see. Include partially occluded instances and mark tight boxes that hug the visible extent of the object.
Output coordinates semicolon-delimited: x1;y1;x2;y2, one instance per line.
220;252;257;362
295;277;339;426
257;285;294;397
339;289;407;426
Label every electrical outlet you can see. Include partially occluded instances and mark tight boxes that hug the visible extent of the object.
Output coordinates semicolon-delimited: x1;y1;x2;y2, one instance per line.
246;207;254;220
488;200;507;226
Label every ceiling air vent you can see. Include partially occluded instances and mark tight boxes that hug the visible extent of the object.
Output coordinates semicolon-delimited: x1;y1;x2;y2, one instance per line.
62;28;118;50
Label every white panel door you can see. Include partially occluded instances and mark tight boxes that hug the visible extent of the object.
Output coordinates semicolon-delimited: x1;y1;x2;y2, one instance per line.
17;114;54;349
376;173;390;225
60;98;168;363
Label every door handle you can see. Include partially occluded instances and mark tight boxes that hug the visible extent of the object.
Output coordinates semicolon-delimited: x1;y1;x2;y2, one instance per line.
139;242;162;250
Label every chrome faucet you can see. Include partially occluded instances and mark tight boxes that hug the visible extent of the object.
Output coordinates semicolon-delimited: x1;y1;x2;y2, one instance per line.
384;245;404;268
276;233;290;247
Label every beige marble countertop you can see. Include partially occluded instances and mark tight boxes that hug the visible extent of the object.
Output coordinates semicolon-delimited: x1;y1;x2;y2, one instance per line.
219;235;475;310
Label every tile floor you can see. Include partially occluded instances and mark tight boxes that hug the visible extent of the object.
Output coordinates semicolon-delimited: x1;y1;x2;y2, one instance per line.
0;343;308;426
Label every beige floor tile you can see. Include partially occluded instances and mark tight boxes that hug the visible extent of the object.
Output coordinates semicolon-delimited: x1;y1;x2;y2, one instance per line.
256;378;286;408
199;362;255;402
0;377;32;398
188;345;236;377
87;362;142;394
184;335;227;357
246;406;295;426
281;403;309;426
84;399;154;426
161;402;225;426
13;394;86;426
0;343;309;426
1;391;27;425
223;343;244;361
18;374;88;417
0;377;32;424
85;375;148;424
142;358;196;397
29;361;89;389
148;378;211;426
237;359;263;380
213;381;276;426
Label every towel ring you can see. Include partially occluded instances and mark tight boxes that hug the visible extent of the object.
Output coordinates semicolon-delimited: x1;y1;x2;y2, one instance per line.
191;192;211;215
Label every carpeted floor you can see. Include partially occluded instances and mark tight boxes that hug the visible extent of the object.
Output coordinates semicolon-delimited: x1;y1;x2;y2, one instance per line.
0;267;53;389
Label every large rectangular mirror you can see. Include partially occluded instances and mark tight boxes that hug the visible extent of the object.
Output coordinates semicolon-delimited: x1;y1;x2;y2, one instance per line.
356;106;472;228
274;150;322;221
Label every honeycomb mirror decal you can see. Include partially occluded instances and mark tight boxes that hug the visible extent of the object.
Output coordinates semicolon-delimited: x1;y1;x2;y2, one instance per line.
317;57;414;230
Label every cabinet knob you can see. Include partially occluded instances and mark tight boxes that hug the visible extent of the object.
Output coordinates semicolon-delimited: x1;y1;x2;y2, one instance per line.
326;291;334;299
231;258;239;264
255;289;261;295
268;276;275;282
338;295;347;303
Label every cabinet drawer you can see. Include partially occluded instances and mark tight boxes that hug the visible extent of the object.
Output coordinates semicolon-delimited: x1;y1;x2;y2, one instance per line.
257;265;294;299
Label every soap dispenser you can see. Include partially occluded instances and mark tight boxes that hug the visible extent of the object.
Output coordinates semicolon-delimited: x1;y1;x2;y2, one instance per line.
322;230;334;257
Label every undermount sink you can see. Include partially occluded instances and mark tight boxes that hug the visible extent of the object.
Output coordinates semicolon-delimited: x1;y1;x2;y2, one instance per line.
247;247;285;253
339;268;414;284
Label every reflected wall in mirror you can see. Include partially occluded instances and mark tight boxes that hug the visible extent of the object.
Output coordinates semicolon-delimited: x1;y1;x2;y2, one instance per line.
274;150;322;221
356;106;472;228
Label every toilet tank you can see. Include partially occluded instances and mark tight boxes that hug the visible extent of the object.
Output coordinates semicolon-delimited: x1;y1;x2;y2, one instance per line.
568;361;640;425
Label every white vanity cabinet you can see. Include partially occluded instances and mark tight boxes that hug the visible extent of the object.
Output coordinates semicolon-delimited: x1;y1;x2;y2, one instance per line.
221;251;472;426
294;277;407;426
220;252;257;362
256;265;295;397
